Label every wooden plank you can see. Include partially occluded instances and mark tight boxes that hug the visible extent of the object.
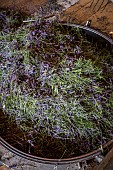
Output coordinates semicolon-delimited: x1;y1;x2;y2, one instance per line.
0;166;8;170
94;146;113;170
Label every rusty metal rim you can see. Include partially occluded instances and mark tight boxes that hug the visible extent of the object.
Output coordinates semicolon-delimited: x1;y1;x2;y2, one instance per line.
62;23;113;45
0;137;113;165
0;24;113;165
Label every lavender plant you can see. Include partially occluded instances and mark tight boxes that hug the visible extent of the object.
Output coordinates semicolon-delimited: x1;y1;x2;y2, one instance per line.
0;14;113;149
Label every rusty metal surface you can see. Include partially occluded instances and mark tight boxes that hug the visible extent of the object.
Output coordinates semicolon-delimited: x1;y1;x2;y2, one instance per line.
0;137;102;164
0;144;88;170
0;137;113;167
1;138;113;169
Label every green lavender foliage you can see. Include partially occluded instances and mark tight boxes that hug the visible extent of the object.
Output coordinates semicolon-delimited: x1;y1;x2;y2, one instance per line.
0;12;113;141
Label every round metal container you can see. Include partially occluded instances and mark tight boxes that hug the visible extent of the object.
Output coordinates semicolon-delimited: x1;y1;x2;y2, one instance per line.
0;24;113;169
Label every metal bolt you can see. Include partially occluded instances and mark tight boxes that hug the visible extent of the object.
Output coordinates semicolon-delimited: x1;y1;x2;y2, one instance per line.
109;31;113;38
85;20;92;27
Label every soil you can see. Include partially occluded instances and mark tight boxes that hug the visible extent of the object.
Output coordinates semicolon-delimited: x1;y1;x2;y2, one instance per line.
60;0;113;36
0;0;47;14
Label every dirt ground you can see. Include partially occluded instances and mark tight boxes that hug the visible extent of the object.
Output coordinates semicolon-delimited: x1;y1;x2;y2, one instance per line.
60;0;113;36
0;0;47;14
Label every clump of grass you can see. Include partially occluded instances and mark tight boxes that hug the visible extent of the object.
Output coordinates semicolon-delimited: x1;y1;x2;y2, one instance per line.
0;11;113;154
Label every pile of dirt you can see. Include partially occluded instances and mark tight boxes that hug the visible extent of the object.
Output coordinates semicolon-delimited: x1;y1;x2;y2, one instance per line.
60;0;113;36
